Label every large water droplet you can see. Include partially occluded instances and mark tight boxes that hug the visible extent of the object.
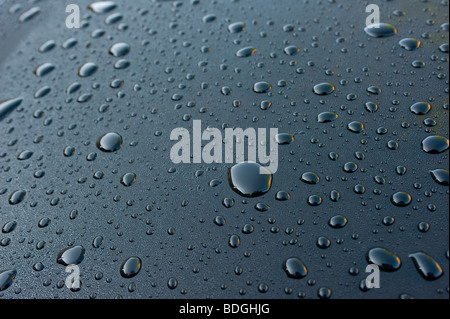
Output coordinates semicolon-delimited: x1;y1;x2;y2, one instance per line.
88;1;117;14
228;162;272;198
421;136;449;154
366;247;401;271
109;42;130;57
429;169;449;186
300;172;320;184
0;97;23;120
120;256;142;278
56;245;86;266
96;132;123;152
253;81;271;93
399;38;421;51
228;22;245;33
409;252;444;281
410;102;431;115
364;23;397;37
317;112;338;123
0;269;16;291
391;192;412;207
313;83;335;95
78;62;98;77
282;257;308;279
8;190;26;205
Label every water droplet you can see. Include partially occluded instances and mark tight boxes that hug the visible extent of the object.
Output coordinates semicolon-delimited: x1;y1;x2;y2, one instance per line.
347;121;365;133
228;22;245;33
313;83;335;95
34;62;55;77
88;1;117;14
409;252;444;281
229;234;240;248
421;136;449;154
274;133;294;145
56;245;86;266
109;42;130;57
364;23;397;38
17;150;33;160
282;257;308;279
2;221;17;234
283;45;300;56
317;112;338;123
307;195;322;206
300;172;320;184
0;97;23;120
96;132;123;152
78;62;98;77
429;169;449;186
121;173;136;187
328;215;348;228
167;278;178;289
391;192;412;207
8;190;26;205
316;236;331;248
410;102;431;115
120;256;142;278
411;60;426;68
92;236;104;248
399;38;421;51
343;162;358;173
0;269;16;291
364;102;378;113
253;81;271;93
366;247;401;271
228;162;273;197
236;47;256;57
275;191;290;201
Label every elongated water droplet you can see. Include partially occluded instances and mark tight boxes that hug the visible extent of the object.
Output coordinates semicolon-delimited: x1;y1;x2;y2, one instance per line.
366;247;401;271
364;23;397;37
409;252;443;281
